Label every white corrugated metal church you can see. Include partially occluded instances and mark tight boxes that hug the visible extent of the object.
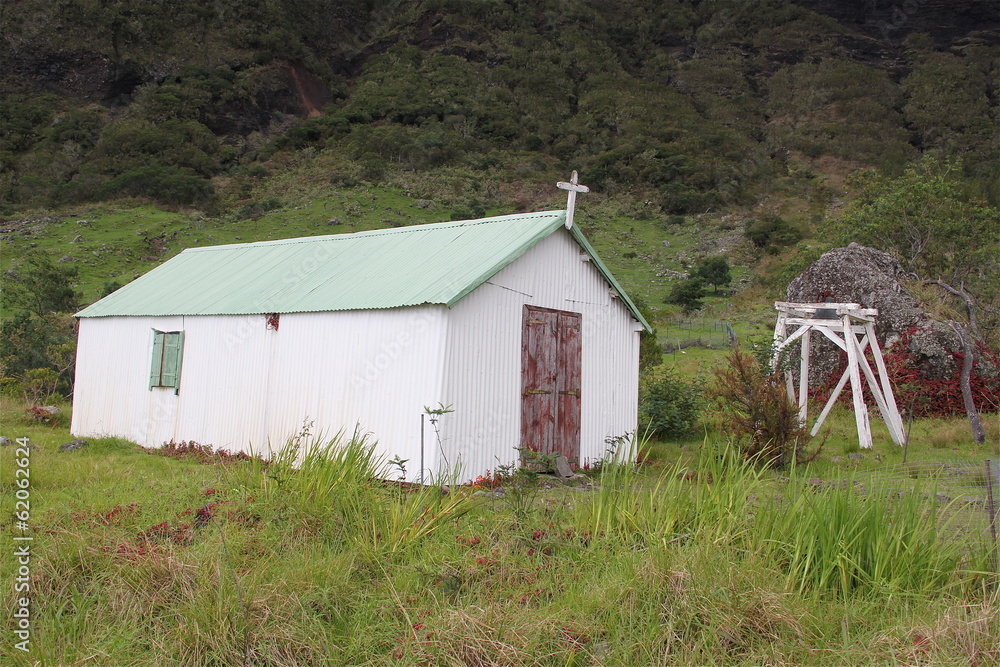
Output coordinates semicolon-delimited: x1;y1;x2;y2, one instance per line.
73;187;650;482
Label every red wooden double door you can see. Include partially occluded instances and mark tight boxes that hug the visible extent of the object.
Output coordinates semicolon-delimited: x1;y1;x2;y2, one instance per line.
520;305;582;466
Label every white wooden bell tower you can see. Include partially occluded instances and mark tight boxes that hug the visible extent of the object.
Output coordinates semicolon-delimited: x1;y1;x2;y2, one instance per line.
771;301;905;449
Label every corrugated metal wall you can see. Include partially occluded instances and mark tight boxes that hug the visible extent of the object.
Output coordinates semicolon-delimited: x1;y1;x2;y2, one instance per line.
72;228;640;484
439;230;641;482
73;308;448;481
72;316;187;447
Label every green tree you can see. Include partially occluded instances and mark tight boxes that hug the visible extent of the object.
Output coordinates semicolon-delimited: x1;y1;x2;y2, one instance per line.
666;276;706;314
1;252;80;396
0;312;77;398
1;252;79;317
693;256;732;293
839;157;1000;287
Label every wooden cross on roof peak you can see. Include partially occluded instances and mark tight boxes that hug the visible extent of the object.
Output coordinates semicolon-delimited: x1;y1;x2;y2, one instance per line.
556;170;589;230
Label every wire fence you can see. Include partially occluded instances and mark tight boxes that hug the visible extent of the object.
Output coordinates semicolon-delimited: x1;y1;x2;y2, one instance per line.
660;318;737;352
840;458;999;565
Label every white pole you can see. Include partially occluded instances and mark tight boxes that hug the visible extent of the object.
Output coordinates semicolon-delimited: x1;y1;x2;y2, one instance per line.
843;314;873;448
798;328;810;425
865;322;905;445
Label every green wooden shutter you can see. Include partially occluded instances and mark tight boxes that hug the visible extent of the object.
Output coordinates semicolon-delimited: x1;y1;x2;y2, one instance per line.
149;331;165;389
161;331;184;391
172;331;184;394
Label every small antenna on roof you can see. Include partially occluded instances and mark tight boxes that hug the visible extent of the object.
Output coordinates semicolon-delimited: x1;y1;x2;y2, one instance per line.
556;170;590;230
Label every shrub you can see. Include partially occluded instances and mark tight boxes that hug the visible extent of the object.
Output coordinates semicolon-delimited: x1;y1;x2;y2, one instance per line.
707;349;811;468
639;365;702;440
96;165;216;206
0;94;55;153
357;153;387;182
0;313;77;399
656;182;717;214
246;164;269;178
449;200;486;221
876;326;1000;417
100;281;123;298
665;276;706;313
744;214;801;250
238;197;283;220
47;108;106;149
22;368;62;406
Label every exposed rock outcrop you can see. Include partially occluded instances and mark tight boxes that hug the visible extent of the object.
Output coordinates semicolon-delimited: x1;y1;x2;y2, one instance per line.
786;243;961;385
59;439;88;452
798;0;1000;47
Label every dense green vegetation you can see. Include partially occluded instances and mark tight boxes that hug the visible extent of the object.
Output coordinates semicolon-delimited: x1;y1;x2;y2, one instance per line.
3;1;996;289
2;0;998;212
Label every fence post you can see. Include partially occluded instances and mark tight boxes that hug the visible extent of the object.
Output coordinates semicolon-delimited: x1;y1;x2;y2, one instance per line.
987;459;999;577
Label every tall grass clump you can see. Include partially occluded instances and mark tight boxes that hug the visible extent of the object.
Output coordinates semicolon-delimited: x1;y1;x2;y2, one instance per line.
228;428;473;556
268;427;388;509
754;475;986;598
575;443;769;549
575;457;692;546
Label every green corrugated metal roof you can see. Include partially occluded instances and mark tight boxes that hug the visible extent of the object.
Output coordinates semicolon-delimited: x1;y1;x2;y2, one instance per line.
76;210;651;330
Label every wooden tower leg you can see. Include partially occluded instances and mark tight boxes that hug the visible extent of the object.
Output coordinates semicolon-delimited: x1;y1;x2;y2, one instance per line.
865;323;905;446
798;329;810;425
772;314;795;404
771;314;786;369
843;315;873;449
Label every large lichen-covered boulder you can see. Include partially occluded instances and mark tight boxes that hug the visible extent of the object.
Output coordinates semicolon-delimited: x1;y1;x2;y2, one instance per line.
786;243;960;385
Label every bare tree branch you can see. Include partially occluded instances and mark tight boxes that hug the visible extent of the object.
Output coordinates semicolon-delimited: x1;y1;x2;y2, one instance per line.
926;279;979;339
946;320;985;445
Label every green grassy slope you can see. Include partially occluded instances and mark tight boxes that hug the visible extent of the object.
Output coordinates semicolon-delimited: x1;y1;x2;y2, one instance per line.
1;396;997;666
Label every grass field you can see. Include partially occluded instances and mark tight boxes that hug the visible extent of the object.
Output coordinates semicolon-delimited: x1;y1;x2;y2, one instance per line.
2;395;998;666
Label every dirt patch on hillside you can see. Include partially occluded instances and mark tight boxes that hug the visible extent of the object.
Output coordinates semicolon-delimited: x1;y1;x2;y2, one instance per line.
287;61;329;118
